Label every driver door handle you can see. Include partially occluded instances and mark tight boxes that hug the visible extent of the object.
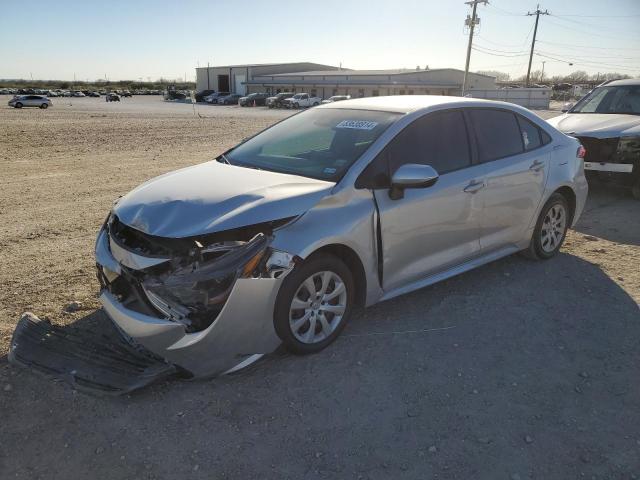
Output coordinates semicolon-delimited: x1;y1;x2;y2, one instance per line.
529;159;545;171
464;180;485;194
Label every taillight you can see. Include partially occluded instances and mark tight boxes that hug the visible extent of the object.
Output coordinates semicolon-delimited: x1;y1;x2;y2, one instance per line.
577;145;586;159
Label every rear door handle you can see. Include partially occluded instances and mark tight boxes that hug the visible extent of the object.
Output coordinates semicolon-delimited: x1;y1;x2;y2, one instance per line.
529;160;545;171
464;180;485;193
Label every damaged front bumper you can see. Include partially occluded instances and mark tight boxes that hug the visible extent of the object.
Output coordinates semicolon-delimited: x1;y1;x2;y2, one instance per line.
95;223;293;378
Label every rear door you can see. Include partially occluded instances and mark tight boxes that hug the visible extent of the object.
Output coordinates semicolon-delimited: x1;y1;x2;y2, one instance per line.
370;110;485;292
466;108;550;252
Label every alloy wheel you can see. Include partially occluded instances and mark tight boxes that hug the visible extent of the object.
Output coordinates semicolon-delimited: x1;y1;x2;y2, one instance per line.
540;203;566;253
289;271;348;344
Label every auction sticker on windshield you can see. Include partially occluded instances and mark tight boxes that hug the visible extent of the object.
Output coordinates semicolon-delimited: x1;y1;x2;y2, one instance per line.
335;120;379;130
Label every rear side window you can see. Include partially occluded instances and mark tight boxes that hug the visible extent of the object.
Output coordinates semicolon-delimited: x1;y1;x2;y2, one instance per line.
469;109;523;162
387;110;472;175
516;115;542;150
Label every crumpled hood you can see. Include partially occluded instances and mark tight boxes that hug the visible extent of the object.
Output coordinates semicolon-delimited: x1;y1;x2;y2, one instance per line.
113;161;334;238
547;113;640;138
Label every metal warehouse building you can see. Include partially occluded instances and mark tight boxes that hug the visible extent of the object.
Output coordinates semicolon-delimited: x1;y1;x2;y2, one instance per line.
196;63;496;98
195;62;341;95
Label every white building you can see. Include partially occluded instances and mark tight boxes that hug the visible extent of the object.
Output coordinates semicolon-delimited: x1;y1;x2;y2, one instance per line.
196;63;496;98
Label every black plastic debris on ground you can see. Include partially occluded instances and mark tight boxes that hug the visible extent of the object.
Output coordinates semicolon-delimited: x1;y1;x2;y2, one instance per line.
8;312;178;396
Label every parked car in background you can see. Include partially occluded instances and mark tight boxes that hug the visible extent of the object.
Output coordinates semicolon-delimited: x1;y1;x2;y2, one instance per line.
90;96;587;379
8;95;52;109
218;93;242;105
106;93;120;102
195;89;216;102
547;78;640;199
285;93;323;108
87;91;100;97
321;95;351;104
121;90;132;98
72;91;85;97
46;90;59;97
204;92;230;104
266;92;294;108
239;92;270;107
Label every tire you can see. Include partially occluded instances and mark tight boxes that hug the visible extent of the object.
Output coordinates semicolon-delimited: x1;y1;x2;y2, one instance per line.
312;102;319;106
274;254;354;355
293;102;299;109
40;103;48;109
522;193;570;260
15;102;23;108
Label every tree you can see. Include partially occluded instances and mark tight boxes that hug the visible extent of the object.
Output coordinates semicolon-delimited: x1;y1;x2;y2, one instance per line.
476;70;511;82
566;70;589;82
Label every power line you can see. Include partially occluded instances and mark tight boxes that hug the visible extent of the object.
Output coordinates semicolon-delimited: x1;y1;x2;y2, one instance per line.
534;52;640;72
536;40;640;52
552;13;640;18
525;5;549;87
474;44;529;54
472;46;529;58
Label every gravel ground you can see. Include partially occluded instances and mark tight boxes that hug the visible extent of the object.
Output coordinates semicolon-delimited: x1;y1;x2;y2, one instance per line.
1;96;639;479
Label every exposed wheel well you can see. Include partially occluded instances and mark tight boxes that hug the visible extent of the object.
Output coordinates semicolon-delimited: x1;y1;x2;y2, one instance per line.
554;186;577;225
308;244;367;307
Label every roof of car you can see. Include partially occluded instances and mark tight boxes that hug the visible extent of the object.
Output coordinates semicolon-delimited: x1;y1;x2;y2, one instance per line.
604;78;640;86
318;95;514;114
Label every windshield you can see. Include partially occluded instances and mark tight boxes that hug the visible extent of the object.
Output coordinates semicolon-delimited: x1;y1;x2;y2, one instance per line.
225;108;401;181
572;85;640;115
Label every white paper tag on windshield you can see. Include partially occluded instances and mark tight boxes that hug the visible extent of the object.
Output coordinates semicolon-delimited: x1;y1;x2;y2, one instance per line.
335;120;378;130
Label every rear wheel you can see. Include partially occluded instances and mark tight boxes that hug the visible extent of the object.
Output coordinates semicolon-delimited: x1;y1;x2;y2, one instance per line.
274;254;354;355
522;193;570;260
312;102;319;106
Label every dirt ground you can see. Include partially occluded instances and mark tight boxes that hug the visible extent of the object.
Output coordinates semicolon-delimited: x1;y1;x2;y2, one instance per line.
1;96;639;479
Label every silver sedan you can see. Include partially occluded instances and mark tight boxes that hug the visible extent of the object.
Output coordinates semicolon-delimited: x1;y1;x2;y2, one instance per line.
8;95;52;109
95;96;588;377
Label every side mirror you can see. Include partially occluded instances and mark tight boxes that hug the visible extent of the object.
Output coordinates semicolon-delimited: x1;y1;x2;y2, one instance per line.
389;164;439;200
561;102;574;113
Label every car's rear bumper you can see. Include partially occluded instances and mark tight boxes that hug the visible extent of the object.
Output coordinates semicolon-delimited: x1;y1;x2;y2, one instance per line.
584;162;633;173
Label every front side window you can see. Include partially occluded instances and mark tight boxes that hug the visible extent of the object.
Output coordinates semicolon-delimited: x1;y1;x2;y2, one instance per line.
225;108;400;181
387;110;472;175
572;85;640;114
468;109;523;162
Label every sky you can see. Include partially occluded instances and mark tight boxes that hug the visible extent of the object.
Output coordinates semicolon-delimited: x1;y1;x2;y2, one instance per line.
1;0;639;82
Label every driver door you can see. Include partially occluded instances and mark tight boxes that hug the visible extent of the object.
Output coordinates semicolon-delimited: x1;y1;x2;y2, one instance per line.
370;110;485;292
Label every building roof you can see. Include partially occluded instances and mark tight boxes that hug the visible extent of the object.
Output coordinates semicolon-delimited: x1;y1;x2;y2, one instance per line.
266;68;495;78
318;95;506;114
195;62;339;70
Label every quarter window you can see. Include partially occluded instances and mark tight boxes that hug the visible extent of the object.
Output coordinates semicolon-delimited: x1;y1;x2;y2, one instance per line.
468;109;523;162
516;115;542;150
387;110;472;175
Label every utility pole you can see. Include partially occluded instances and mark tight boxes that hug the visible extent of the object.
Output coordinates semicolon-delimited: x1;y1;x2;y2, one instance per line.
525;5;549;87
540;61;546;82
462;0;487;95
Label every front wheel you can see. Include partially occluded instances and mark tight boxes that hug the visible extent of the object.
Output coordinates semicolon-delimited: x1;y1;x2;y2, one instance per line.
40;103;48;109
312;102;319;106
274;254;354;355
522;193;570;260
14;102;23;108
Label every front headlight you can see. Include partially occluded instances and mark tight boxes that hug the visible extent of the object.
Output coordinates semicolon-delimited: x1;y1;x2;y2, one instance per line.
141;234;270;332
